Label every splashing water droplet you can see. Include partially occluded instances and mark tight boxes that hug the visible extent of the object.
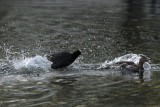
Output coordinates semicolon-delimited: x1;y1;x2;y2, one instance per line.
13;55;52;72
143;62;151;79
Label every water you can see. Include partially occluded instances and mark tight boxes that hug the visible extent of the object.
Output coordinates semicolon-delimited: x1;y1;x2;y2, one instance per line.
0;0;160;106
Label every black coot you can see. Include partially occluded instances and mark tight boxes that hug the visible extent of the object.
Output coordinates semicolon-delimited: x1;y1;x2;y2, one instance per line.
47;50;81;69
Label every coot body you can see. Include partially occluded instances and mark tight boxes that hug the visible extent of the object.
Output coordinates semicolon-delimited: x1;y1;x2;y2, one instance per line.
47;50;81;69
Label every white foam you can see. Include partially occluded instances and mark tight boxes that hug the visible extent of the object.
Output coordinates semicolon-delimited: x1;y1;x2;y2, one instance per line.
143;62;151;70
143;62;151;80
13;55;52;71
99;54;141;69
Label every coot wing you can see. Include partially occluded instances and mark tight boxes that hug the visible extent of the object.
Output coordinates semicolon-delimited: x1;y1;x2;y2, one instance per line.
50;51;74;69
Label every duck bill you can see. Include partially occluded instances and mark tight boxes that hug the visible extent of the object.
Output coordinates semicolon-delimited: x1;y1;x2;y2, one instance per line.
146;59;151;63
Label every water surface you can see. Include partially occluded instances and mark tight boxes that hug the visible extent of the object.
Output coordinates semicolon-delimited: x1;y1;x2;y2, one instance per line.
0;0;160;106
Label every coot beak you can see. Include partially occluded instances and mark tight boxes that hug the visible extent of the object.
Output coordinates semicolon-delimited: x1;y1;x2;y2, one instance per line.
47;55;52;61
79;49;82;53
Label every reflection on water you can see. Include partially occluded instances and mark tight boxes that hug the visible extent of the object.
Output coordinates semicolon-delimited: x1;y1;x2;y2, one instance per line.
0;0;160;106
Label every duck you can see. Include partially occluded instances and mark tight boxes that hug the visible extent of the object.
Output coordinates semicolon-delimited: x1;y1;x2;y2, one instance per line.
47;50;81;69
115;55;150;73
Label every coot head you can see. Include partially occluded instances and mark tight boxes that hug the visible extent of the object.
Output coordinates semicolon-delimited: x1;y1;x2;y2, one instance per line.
47;55;52;62
72;50;81;60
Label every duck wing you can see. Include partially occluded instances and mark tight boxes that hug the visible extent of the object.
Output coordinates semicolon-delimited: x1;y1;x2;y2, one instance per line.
115;61;135;65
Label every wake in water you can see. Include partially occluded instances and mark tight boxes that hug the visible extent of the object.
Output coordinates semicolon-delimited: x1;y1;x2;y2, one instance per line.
0;46;160;83
97;53;160;81
98;53;142;69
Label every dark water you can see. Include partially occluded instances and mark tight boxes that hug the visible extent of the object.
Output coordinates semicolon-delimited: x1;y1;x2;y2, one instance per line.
0;0;160;107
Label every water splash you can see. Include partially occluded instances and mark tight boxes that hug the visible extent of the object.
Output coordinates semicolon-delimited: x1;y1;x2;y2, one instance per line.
1;46;160;84
98;53;142;69
13;55;52;72
151;64;160;71
143;62;151;80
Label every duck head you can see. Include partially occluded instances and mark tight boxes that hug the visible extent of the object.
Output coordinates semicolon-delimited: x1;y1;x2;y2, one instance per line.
138;55;150;69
